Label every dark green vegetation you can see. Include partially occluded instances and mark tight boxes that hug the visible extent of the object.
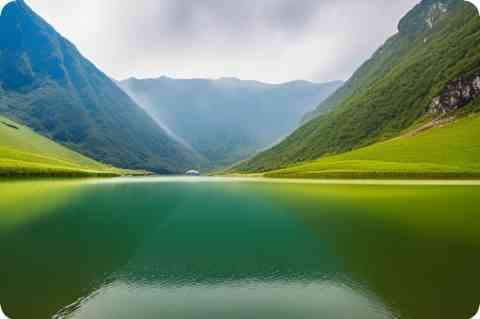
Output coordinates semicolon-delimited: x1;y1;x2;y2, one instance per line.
0;178;479;319
234;0;480;174
265;113;480;179
0;115;135;177
0;0;203;174
120;77;342;168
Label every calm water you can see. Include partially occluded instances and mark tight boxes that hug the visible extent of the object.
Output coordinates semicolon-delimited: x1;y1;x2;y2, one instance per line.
0;177;479;319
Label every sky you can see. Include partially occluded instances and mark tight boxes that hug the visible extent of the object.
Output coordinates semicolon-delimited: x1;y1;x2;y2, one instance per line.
0;0;479;83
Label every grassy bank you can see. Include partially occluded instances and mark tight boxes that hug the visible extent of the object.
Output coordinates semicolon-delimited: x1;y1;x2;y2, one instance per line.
0;116;142;177
260;114;480;179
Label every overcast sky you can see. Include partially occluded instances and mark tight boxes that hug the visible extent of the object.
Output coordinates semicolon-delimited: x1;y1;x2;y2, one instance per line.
1;0;479;83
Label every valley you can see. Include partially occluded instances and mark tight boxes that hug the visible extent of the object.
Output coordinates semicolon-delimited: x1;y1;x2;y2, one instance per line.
1;1;479;319
119;77;342;169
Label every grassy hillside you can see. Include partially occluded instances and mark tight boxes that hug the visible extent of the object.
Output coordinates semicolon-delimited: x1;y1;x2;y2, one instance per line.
0;1;203;174
264;112;480;179
234;0;480;173
0;116;131;177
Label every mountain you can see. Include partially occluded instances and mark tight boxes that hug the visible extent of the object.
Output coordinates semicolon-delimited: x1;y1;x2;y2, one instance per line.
0;115;132;176
233;0;480;173
119;77;342;168
0;0;202;174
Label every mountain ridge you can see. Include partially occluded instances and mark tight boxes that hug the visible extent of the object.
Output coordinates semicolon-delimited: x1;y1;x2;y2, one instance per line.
121;75;342;87
0;0;203;174
233;0;480;173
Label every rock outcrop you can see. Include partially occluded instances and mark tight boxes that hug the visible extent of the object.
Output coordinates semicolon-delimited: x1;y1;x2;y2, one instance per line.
398;0;457;36
429;73;480;114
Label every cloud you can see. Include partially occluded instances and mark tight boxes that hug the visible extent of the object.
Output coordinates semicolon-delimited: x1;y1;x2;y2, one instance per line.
0;0;424;83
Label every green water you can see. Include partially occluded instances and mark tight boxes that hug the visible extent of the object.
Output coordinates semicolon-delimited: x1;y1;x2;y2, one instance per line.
0;177;479;319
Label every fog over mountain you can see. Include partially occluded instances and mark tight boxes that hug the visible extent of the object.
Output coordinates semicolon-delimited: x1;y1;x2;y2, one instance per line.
120;77;343;168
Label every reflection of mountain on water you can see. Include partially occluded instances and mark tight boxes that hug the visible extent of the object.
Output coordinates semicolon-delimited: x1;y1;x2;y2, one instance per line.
0;180;479;319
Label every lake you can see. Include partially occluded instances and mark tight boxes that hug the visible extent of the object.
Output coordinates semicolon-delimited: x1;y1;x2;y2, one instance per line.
0;177;479;319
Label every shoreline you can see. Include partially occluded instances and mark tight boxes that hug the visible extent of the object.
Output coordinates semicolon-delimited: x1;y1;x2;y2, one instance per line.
0;167;151;179
262;171;480;180
71;175;480;186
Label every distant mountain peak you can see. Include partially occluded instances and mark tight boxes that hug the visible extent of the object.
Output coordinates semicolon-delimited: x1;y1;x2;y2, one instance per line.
218;77;241;82
119;76;343;168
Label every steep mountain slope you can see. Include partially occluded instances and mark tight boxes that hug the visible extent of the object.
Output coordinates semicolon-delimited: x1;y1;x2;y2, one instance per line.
0;115;130;176
0;0;202;174
234;0;480;173
120;77;342;168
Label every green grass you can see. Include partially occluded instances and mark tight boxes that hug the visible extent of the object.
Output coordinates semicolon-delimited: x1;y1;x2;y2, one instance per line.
234;0;480;173
0;116;138;177
264;113;480;179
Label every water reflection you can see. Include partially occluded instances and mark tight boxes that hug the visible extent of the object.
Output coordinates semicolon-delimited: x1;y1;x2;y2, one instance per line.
0;178;478;319
0;179;82;230
59;280;393;319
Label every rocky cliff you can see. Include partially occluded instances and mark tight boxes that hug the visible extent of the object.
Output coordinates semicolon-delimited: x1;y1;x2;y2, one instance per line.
429;72;480;114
